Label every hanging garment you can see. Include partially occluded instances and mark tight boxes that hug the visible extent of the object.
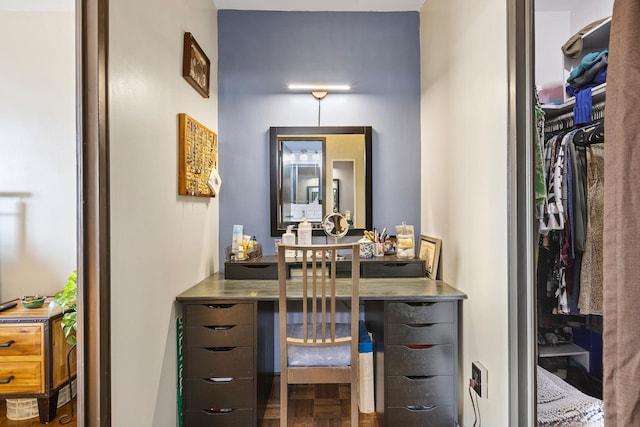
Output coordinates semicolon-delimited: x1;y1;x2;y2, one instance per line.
554;265;569;315
570;143;588;253
579;143;604;315
539;131;577;233
535;105;547;208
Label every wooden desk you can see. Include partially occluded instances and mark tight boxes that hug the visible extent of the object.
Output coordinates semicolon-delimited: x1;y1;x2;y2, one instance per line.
0;300;77;423
177;274;466;426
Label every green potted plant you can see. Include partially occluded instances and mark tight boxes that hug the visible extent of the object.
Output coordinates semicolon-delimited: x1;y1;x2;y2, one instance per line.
49;270;77;345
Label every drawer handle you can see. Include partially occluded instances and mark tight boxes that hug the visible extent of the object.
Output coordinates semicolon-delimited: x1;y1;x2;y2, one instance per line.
203;408;233;414
406;405;436;412
241;265;270;269
383;263;408;267
0;339;15;348
206;325;235;331
205;304;234;309
404;375;434;381
205;347;234;352
405;302;435;307
206;377;234;383
0;375;15;384
406;323;434;329
404;344;433;350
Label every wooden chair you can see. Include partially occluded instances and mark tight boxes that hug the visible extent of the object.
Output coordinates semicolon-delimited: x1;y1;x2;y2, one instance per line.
277;243;360;427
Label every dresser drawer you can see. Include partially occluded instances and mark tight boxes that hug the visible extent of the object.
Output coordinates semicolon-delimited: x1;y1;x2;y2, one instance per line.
183;347;253;379
225;262;278;279
0;362;43;394
184;325;254;348
183;408;253;426
185;303;254;326
386;405;455;426
386;344;453;376
386;301;454;324
362;261;425;278
387;322;454;345
184;378;253;409
0;325;42;356
387;375;455;407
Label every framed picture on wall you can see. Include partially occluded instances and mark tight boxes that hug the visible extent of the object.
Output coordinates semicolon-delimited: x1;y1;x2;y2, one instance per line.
182;32;211;98
418;234;442;279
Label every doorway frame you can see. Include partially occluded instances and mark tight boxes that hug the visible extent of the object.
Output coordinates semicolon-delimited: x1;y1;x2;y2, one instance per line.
73;0;537;425
507;0;537;425
77;0;111;425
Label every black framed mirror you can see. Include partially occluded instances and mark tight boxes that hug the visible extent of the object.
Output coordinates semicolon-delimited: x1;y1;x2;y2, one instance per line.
270;126;372;236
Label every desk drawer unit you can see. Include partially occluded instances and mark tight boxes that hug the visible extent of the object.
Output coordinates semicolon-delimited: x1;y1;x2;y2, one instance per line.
361;260;425;278
182;302;256;426
384;300;458;426
183;408;254;426
386;406;455;425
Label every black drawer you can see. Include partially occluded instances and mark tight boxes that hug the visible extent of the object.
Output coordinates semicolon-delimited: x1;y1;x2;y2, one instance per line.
183;408;253;426
386;344;453;376
362;260;425;278
185;303;254;326
184;325;254;348
183;378;253;409
386;405;455;426
183;347;253;379
225;262;278;279
387;375;455;407
387;322;454;345
386;301;454;324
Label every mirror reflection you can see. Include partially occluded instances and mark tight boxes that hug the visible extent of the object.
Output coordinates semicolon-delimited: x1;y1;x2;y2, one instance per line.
270;127;372;236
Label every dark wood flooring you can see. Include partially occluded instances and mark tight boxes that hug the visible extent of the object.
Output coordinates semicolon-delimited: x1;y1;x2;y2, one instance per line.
0;377;379;426
262;376;381;426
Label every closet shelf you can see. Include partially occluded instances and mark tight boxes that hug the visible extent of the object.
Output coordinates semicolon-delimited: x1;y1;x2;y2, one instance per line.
539;343;590;372
542;83;606;117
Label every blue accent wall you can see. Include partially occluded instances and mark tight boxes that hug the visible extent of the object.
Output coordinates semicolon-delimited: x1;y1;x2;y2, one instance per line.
218;10;421;266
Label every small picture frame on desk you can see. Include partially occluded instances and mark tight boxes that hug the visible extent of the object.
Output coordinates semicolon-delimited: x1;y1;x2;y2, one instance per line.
182;32;210;98
418;234;442;279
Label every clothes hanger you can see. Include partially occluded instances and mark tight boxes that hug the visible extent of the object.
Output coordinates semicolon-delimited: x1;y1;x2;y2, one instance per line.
572;120;604;145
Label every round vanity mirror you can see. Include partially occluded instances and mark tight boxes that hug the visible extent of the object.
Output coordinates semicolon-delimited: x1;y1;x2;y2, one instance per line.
323;212;349;243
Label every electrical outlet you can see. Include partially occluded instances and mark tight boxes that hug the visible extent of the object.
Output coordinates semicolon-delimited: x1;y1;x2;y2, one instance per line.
471;361;488;398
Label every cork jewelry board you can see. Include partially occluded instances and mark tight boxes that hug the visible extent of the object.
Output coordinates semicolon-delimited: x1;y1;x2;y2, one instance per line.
178;113;218;197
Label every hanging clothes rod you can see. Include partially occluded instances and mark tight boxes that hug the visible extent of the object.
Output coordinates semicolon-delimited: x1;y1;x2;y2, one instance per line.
544;101;606;132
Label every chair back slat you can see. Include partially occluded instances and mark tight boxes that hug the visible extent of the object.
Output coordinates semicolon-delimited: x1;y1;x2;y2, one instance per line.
278;243;359;346
277;242;360;427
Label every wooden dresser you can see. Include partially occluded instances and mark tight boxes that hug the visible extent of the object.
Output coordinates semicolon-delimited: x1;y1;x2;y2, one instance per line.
0;300;77;423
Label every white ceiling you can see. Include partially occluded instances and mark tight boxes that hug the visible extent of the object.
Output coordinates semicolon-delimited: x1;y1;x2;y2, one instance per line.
213;0;425;12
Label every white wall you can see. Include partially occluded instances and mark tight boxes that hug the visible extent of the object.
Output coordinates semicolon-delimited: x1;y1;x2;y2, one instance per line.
420;1;509;426
108;0;218;424
0;7;76;301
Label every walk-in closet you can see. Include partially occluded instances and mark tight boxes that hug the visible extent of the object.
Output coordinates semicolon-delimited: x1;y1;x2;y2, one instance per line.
534;1;612;425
